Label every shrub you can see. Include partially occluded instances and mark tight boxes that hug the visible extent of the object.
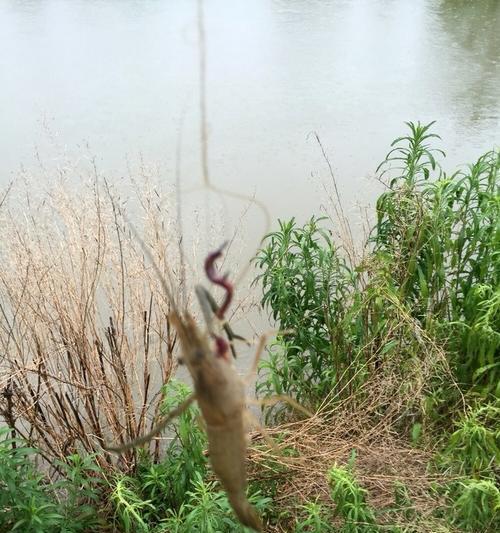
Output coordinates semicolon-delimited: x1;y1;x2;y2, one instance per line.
253;216;357;412
328;460;378;533
375;125;499;396
0;427;102;533
254;123;499;427
443;401;499;476
450;478;500;532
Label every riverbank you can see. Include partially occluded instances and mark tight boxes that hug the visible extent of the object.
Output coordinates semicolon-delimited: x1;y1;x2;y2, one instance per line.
1;123;498;532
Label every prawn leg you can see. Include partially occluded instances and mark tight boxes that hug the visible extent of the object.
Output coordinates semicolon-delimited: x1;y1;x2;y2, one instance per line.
248;395;314;419
104;394;196;453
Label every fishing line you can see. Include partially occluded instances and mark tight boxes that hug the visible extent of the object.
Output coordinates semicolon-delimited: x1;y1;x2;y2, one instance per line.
194;0;271;287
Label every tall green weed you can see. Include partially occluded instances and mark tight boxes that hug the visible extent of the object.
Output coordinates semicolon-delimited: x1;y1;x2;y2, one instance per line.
254;216;355;409
450;478;500;532
442;401;499;477
255;122;499;421
375;127;499;395
328;459;378;533
0;427;103;533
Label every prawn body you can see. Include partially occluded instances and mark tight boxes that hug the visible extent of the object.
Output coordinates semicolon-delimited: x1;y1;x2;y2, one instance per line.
106;246;263;531
171;311;262;531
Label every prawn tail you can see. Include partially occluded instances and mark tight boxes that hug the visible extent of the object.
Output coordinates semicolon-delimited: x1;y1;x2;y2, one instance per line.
228;493;263;532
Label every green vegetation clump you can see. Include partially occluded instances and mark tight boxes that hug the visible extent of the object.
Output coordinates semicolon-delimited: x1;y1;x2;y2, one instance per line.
328;461;377;532
374;124;499;399
0;382;270;533
449;478;500;532
254;215;355;409
0;122;498;531
443;402;500;477
256;122;499;425
293;501;334;532
0;428;104;532
253;123;499;530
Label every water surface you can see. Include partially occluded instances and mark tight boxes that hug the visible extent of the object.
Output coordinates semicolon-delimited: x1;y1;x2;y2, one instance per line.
2;0;499;207
1;0;499;398
1;0;499;286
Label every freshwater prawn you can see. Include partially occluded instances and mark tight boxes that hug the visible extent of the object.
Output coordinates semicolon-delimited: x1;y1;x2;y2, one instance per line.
106;244;265;531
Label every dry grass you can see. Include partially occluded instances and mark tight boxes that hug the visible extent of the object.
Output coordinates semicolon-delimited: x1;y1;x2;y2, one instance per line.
248;397;453;532
0;164;190;469
246;313;459;532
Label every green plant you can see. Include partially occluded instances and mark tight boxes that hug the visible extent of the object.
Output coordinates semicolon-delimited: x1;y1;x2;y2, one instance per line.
155;505;189;533
110;380;208;528
54;453;104;532
443;401;499;476
253;210;447;431
0;428;54;532
328;460;378;532
254;216;355;410
0;427;103;533
156;472;271;532
110;474;154;533
450;478;500;532
183;473;237;531
154;379;207;508
294;500;334;532
375;125;499;398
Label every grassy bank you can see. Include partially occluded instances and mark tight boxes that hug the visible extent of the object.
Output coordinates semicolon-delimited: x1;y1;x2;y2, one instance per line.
1;123;498;532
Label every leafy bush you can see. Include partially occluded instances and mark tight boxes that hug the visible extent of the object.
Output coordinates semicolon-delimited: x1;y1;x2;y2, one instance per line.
0;427;102;533
254;216;355;408
375;124;499;396
450;478;500;532
328;459;378;533
0;429;61;532
254;215;445;429
443;401;499;476
255;123;499;426
53;453;105;532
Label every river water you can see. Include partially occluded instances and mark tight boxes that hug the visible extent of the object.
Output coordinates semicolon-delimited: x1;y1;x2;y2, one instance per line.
1;0;499;349
2;0;499;212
